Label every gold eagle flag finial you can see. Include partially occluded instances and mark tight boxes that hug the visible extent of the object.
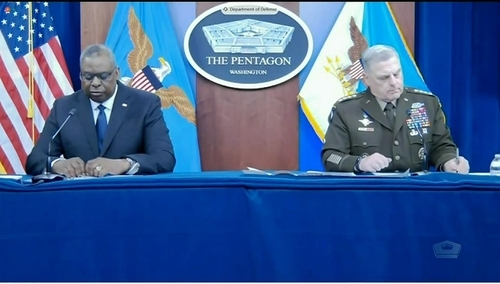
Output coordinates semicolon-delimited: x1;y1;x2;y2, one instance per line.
124;7;196;125
347;16;369;64
342;16;369;86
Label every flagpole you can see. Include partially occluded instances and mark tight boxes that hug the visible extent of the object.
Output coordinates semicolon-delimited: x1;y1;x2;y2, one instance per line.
27;2;35;144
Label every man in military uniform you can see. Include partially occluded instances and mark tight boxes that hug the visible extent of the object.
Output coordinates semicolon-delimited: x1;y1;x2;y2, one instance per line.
321;45;469;173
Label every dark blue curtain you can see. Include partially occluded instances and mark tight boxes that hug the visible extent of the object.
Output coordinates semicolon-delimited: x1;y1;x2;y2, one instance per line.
49;2;81;90
415;2;500;172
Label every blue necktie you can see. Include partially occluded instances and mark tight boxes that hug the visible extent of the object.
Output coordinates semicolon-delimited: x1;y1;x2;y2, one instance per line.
96;104;107;153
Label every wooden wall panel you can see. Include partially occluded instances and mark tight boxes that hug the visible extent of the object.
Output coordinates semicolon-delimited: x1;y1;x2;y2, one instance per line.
80;2;117;50
389;2;415;55
195;2;299;171
80;2;416;171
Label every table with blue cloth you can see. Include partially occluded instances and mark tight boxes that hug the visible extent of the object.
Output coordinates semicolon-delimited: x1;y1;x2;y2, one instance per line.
1;171;500;282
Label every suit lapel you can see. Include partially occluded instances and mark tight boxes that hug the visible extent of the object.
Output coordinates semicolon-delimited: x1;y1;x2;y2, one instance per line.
76;91;100;157
100;85;131;155
393;92;412;136
361;91;391;130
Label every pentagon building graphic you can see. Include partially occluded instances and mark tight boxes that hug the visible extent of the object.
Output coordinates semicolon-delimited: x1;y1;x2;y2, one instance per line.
202;19;295;54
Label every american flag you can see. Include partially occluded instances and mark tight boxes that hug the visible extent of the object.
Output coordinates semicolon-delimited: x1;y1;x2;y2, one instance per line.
348;58;364;80
0;2;74;174
130;65;162;93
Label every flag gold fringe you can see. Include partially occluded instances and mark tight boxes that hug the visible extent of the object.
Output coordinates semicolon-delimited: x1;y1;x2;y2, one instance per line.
27;2;35;144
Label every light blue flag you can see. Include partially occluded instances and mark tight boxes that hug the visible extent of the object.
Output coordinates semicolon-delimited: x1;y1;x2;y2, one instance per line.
359;2;430;92
105;2;201;172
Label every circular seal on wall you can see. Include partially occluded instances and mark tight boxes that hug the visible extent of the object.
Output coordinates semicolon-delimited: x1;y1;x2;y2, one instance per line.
184;2;313;90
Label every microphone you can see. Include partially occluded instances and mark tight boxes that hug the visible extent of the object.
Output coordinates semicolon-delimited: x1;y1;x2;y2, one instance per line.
32;108;76;183
407;110;428;172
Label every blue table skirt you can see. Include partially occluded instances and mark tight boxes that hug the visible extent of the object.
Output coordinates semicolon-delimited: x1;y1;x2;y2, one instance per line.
1;171;500;281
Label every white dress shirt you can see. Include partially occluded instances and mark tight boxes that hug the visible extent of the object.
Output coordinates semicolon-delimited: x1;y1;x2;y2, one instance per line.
89;85;117;124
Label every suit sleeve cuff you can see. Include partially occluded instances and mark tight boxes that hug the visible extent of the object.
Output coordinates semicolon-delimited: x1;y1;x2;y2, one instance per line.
123;157;140;175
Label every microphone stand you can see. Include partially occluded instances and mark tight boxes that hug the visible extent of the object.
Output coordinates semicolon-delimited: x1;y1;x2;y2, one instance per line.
414;122;429;173
32;109;76;183
31;142;66;183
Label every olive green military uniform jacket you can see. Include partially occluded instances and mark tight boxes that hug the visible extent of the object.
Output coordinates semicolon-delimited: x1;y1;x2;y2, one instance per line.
321;87;458;172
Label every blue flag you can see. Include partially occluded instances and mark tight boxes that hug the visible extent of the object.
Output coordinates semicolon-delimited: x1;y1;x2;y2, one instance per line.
105;2;201;172
360;2;429;92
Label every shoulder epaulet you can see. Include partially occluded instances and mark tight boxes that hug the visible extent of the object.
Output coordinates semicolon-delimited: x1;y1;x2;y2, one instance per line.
405;87;435;97
405;87;442;108
333;92;364;108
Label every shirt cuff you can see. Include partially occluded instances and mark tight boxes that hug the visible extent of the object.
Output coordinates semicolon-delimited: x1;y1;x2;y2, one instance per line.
50;157;65;170
124;158;140;175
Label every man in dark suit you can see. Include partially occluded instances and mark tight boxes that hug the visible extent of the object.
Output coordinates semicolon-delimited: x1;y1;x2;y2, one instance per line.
321;45;469;173
25;44;176;177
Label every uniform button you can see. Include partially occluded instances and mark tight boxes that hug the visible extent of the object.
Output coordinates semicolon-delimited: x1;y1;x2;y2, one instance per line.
394;140;399;146
395;155;400;161
363;142;367;146
395;170;399;173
